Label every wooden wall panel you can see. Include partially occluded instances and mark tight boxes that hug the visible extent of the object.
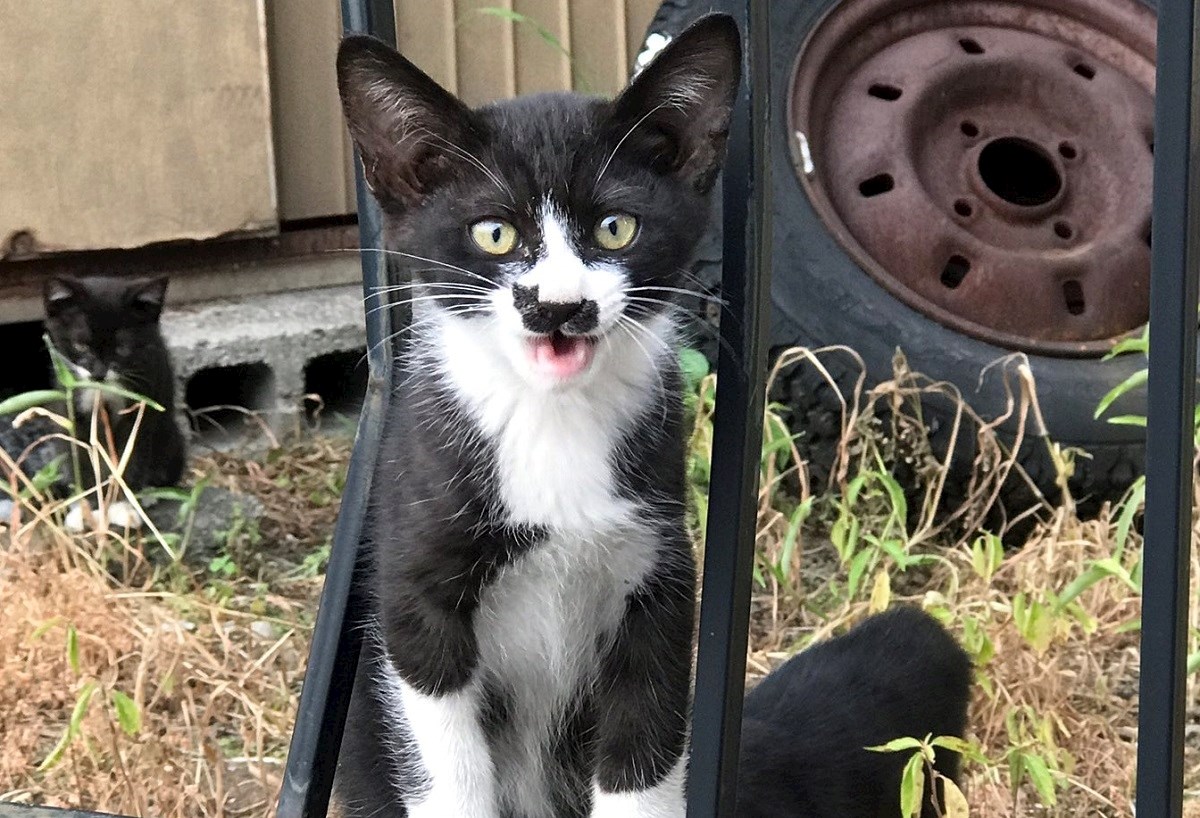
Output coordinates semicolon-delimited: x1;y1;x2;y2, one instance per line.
0;1;277;254
625;0;659;73
514;0;572;95
454;0;517;106
264;0;661;220
394;0;459;94
568;0;629;95
269;0;356;221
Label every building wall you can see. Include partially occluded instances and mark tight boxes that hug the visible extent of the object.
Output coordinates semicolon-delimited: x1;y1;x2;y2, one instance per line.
0;1;662;251
272;0;662;221
0;1;277;255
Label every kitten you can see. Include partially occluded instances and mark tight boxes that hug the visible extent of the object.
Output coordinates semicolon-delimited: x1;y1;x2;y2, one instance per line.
42;274;185;528
333;15;740;818
736;606;973;818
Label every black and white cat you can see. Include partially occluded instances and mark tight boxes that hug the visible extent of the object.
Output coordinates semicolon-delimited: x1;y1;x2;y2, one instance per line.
40;274;185;528
333;14;740;818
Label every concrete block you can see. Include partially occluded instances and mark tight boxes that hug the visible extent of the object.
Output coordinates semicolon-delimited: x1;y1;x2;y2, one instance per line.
162;284;367;446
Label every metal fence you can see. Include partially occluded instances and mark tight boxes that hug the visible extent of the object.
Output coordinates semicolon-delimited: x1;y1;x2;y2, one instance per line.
0;0;1196;816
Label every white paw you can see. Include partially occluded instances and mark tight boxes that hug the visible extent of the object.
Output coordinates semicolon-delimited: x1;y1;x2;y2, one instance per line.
105;500;142;530
64;503;87;533
590;758;687;818
0;497;14;522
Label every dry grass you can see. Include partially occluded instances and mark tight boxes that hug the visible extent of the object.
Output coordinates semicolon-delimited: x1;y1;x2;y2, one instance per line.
0;348;1187;817
0;435;343;817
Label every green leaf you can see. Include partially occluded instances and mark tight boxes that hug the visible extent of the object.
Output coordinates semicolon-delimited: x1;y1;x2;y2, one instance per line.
942;778;970;818
899;752;926;818
0;389;68;416
847;549;872;598
866;736;924;753
1094;369;1147;420
66;625;80;675
1023;753;1058;806
45;337;75;387
72;380;164;411
37;681;97;771
1105;415;1147;427
110;690;141;736
678;347;710;394
1113;478;1145;560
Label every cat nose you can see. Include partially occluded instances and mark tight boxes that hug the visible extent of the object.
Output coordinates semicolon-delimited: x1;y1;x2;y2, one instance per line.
513;284;589;333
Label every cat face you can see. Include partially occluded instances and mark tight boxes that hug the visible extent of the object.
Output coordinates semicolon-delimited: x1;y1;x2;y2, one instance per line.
43;275;168;381
336;16;740;389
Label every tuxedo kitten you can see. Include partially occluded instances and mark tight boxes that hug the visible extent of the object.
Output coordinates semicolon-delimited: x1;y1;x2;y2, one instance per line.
736;607;973;818
42;274;185;528
332;15;740;818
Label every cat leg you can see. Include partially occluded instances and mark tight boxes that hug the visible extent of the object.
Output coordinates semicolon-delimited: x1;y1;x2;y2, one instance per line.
395;675;498;818
381;603;499;818
590;546;694;818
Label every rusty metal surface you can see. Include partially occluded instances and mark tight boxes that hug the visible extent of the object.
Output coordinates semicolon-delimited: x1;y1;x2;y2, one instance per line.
789;0;1157;356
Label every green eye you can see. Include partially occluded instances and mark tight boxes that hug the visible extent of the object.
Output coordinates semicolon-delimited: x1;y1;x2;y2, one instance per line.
594;213;638;251
470;219;519;255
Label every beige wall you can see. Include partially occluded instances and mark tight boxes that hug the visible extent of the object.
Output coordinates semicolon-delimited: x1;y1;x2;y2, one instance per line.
273;0;661;221
0;1;277;254
0;1;663;250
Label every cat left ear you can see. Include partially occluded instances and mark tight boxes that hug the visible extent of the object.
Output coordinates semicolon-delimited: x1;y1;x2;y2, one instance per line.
607;14;742;193
337;36;479;211
44;277;78;316
130;276;168;319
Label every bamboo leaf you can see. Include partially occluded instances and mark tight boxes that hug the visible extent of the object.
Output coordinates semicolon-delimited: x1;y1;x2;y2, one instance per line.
0;389;68;416
110;690;141;737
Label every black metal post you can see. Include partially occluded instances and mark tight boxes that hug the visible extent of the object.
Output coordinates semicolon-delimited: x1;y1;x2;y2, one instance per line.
274;3;396;817
1135;1;1200;815
686;1;771;816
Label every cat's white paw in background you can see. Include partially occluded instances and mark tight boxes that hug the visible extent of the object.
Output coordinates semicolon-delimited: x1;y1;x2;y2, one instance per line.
105;500;142;530
62;500;143;533
64;503;87;533
0;497;14;522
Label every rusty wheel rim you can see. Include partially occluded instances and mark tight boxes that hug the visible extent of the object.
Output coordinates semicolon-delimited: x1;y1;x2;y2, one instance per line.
789;0;1157;356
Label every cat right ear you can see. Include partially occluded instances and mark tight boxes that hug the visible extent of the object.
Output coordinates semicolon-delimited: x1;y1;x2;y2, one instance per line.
337;36;477;210
44;277;78;316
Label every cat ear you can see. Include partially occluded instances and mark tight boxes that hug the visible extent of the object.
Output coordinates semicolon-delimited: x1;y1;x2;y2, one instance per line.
607;14;742;192
337;36;478;210
44;277;79;316
129;276;168;319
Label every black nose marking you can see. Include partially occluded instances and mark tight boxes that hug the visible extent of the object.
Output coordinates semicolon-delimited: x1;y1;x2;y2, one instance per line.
513;284;600;334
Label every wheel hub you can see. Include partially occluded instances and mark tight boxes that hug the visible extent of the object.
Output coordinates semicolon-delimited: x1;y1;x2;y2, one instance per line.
789;0;1157;356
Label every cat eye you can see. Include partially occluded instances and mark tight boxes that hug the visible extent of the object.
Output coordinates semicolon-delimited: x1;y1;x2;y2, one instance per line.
470;219;519;255
594;213;638;251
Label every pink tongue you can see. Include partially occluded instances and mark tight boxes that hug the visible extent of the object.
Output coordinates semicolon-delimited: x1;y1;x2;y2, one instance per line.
529;333;594;379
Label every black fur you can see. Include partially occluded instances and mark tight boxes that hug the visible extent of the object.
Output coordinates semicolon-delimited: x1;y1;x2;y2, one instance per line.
333;14;741;818
736;607;973;818
41;274;185;491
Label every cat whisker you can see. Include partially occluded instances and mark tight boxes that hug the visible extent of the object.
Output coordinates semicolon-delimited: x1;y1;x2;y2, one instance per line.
614;315;669;429
426;133;514;200
365;304;492;361
363;293;492;319
624;285;726;305
367;280;493;296
321;248;500;289
596;102;668;186
624;301;747;376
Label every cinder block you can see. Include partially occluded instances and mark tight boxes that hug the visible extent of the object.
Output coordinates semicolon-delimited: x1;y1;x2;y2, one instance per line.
162;285;367;447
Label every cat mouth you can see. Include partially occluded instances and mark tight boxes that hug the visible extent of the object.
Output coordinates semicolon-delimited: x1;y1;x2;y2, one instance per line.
526;331;596;381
